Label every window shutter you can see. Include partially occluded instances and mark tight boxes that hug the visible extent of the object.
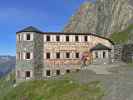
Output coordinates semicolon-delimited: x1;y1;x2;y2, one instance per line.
31;34;33;41
23;34;26;41
23;52;25;60
31;52;33;59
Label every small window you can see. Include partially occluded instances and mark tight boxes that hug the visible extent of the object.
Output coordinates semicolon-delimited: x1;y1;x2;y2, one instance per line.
26;34;31;40
95;52;98;58
46;53;50;59
75;36;79;42
66;36;69;42
66;69;70;73
46;35;50;41
66;53;70;58
26;52;31;59
56;35;60;41
26;71;31;78
76;53;79;58
56;52;60;59
46;70;51;76
103;51;106;58
84;36;88;42
56;70;60;75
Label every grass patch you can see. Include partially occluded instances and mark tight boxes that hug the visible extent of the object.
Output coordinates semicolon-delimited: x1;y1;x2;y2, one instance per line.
1;79;104;100
110;24;133;44
128;63;133;67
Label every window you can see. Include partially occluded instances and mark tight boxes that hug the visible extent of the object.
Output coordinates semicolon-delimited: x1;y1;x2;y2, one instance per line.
103;51;106;58
66;69;70;73
75;36;79;42
66;53;70;58
26;34;31;40
46;53;50;59
26;52;31;59
95;52;98;58
56;35;60;41
84;36;88;42
66;36;69;42
25;71;31;78
76;53;79;58
46;70;51;76
56;70;60;75
46;35;50;41
56;52;60;59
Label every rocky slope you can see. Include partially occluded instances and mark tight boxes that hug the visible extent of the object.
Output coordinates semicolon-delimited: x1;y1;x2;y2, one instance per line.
64;0;133;36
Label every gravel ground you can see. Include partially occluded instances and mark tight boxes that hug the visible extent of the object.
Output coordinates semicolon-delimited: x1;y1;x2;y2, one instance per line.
64;62;133;100
48;62;133;100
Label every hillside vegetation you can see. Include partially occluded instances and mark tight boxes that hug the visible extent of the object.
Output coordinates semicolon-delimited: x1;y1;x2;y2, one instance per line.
111;24;133;44
0;78;104;100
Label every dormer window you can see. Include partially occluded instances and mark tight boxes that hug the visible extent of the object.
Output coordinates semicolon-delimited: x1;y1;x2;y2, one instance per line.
26;34;31;40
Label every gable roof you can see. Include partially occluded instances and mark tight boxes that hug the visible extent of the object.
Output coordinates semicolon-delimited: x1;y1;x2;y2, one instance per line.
16;26;43;33
90;43;111;51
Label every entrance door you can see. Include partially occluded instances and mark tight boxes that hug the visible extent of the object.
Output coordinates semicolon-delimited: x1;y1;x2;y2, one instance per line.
25;71;31;80
81;51;92;65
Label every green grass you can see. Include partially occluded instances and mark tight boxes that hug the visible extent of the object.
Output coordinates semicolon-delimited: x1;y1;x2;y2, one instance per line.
128;63;133;67
110;24;133;44
0;79;104;100
0;71;15;100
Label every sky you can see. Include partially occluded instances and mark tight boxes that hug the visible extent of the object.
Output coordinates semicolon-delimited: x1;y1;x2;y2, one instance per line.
0;0;95;56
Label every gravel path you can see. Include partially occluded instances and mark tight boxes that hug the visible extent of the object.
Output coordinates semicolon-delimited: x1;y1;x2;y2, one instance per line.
65;63;133;100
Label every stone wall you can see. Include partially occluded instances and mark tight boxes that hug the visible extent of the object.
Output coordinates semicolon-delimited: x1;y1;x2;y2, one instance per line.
33;33;44;80
16;32;34;81
114;44;123;62
122;44;133;63
114;44;133;63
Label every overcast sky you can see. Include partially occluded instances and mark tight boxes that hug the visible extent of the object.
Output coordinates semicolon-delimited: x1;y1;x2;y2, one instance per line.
0;0;96;56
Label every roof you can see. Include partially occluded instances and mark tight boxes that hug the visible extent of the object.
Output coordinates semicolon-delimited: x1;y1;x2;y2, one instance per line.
16;26;43;33
90;43;112;51
16;26;114;45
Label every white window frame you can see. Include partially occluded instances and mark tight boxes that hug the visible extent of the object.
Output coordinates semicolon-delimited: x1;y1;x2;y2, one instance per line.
24;33;33;41
23;52;33;60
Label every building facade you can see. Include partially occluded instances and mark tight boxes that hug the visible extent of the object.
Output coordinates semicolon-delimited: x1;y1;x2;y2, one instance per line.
16;26;114;82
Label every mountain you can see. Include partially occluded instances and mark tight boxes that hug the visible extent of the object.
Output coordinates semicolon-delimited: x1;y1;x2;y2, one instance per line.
64;0;133;36
0;56;16;77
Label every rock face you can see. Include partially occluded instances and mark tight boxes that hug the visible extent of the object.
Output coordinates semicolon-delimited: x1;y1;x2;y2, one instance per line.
64;2;97;33
64;0;133;36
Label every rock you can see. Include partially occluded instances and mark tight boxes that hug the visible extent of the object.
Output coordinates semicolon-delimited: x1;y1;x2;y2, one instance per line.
64;2;97;33
64;0;133;36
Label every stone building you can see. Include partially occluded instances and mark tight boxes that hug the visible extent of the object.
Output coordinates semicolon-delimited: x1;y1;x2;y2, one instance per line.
90;43;112;64
16;26;114;82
